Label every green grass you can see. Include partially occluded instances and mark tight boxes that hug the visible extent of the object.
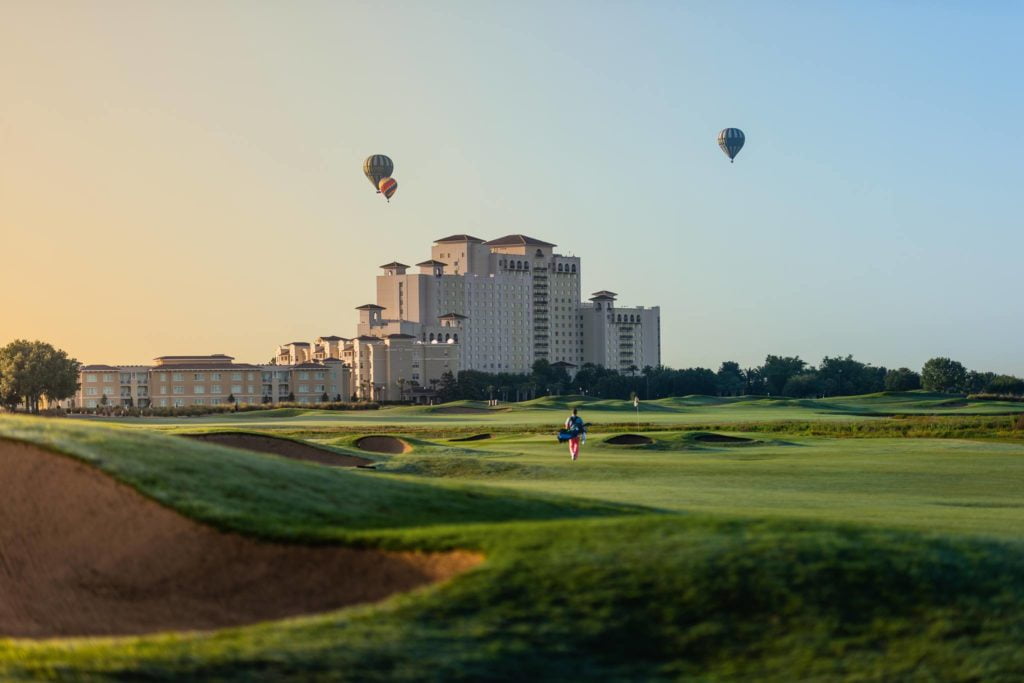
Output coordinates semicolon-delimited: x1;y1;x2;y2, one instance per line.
3;394;1024;681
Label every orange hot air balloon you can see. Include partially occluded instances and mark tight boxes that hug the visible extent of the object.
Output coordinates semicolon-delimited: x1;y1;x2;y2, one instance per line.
378;177;398;202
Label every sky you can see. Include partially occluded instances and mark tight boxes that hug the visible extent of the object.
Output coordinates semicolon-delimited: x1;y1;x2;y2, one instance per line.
1;1;1022;374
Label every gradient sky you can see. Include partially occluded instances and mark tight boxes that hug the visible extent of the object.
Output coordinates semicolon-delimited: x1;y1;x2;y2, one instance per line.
2;1;1022;374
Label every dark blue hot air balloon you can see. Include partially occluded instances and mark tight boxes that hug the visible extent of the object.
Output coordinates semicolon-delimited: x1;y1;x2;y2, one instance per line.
717;128;745;163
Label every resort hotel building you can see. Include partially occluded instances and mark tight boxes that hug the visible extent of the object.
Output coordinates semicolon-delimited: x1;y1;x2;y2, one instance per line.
73;234;659;407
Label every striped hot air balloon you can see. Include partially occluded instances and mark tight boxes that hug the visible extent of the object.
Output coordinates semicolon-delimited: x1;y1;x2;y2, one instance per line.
378;177;398;202
717;128;745;163
363;155;394;191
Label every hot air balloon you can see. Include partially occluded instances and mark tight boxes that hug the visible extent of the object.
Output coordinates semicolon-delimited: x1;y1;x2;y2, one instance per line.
363;155;394;192
378;177;397;202
717;128;745;163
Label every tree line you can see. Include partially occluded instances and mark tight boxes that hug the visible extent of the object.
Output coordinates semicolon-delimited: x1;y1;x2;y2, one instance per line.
3;339;1022;413
436;356;1024;402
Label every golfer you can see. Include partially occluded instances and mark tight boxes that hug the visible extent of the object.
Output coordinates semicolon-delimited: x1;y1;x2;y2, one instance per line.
560;407;586;461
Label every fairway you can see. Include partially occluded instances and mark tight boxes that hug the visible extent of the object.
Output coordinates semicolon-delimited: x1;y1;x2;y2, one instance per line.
2;393;1024;681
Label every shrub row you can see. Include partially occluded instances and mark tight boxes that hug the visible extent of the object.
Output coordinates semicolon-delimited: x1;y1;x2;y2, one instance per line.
967;393;1024;403
63;401;380;418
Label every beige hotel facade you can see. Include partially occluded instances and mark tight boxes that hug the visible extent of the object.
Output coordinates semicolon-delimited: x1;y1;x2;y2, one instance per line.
73;233;657;407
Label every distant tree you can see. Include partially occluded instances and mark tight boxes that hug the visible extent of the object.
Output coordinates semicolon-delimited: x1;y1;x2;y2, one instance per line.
716;361;745;396
0;339;80;413
965;371;997;394
884;368;921;391
227;393;236;404
100;393;108;407
286;392;295;402
760;355;807;396
985;375;1024;395
782;373;822;398
320;391;330;402
743;366;765;395
921;358;968;393
818;355;885;396
437;371;459;402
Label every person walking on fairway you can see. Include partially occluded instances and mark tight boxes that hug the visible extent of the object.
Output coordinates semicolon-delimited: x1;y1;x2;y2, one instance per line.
559;407;586;461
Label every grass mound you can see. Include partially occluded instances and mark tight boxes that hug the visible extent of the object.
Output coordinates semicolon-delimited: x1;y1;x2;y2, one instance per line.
692;432;756;444
380;457;542;479
11;515;1024;679
450;433;493;442
604;434;654;446
0;416;638;537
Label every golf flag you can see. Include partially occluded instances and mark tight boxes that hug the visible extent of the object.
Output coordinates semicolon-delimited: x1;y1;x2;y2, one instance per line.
633;396;639;408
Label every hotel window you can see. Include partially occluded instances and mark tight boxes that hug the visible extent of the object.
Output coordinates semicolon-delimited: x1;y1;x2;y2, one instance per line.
85;374;97;383
102;374;114;382
160;374;167;382
159;399;168;407
194;399;205;405
211;398;221;405
212;385;221;394
211;373;221;381
194;373;204;381
173;386;184;394
231;372;242;381
160;386;168;395
86;387;98;396
247;372;255;381
173;399;184;407
231;385;242;393
314;372;324;380
120;373;131;384
298;385;309;393
195;386;205;394
247;385;255;394
172;373;183;381
299;372;309;380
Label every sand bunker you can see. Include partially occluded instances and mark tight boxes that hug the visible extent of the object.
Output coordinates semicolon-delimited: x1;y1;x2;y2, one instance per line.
604;434;654;446
450;434;493;442
0;440;480;638
186;432;372;467
355;435;411;454
693;433;755;443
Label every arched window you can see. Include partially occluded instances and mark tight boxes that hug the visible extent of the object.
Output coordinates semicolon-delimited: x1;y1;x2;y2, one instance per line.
444;333;451;342
453;333;458;343
535;249;543;257
617;314;622;322
557;263;563;272
571;264;576;273
429;333;435;342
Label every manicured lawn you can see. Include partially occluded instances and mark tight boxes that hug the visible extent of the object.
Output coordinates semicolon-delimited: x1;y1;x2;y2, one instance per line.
2;395;1024;681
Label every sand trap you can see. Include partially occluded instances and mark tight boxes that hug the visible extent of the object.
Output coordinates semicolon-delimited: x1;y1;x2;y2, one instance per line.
693;433;754;443
0;440;480;638
604;434;654;446
185;432;373;467
355;435;411;454
450;434;493;442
